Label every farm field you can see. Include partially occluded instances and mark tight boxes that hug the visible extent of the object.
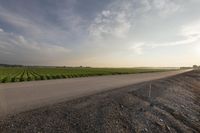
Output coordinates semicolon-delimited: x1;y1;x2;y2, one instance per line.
0;67;177;83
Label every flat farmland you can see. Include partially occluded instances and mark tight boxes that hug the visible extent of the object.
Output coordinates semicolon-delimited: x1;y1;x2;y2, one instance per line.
0;67;175;83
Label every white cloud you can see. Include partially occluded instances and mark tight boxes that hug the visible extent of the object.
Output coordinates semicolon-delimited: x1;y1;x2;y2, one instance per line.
152;0;181;17
171;20;200;45
89;10;131;39
129;42;145;55
146;20;200;48
0;28;4;32
89;1;134;40
102;10;111;17
181;20;200;37
86;0;184;56
88;0;182;41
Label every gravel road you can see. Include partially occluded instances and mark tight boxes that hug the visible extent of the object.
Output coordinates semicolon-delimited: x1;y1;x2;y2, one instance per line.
0;70;189;118
0;70;199;133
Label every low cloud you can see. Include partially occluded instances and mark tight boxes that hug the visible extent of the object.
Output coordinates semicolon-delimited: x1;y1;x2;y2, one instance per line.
129;43;145;55
150;20;200;47
0;30;71;65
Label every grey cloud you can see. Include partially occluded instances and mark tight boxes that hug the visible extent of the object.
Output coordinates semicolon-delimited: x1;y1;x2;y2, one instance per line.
0;0;199;66
0;30;70;65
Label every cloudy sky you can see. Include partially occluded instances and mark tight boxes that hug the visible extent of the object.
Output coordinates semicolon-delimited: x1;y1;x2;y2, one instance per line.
0;0;200;67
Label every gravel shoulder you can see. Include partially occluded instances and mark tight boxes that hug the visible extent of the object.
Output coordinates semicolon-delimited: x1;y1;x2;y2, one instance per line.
0;70;199;133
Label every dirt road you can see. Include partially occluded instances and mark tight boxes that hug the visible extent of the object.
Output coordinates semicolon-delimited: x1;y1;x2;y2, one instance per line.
0;70;189;118
0;70;199;133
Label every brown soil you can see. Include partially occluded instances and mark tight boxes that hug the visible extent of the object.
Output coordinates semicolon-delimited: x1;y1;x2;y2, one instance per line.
0;70;199;133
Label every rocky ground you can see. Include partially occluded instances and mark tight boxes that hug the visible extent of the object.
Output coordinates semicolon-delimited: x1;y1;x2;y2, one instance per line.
0;70;199;133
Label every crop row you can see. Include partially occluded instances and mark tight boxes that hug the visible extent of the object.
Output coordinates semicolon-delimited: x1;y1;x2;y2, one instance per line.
0;67;173;83
0;69;76;83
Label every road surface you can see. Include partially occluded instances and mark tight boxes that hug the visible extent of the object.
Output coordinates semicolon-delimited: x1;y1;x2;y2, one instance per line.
0;70;190;118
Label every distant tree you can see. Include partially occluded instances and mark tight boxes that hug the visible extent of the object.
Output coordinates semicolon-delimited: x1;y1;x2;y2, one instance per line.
193;65;198;69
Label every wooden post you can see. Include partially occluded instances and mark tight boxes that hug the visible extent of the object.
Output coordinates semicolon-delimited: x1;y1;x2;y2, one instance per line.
148;83;151;98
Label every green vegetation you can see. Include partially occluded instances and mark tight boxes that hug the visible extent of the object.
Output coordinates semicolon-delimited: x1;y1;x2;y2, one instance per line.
0;67;177;83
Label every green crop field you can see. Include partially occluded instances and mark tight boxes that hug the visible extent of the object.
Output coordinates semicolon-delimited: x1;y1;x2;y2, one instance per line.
0;67;177;83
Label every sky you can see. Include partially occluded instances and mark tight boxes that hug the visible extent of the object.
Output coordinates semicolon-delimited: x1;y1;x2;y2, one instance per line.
0;0;200;67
